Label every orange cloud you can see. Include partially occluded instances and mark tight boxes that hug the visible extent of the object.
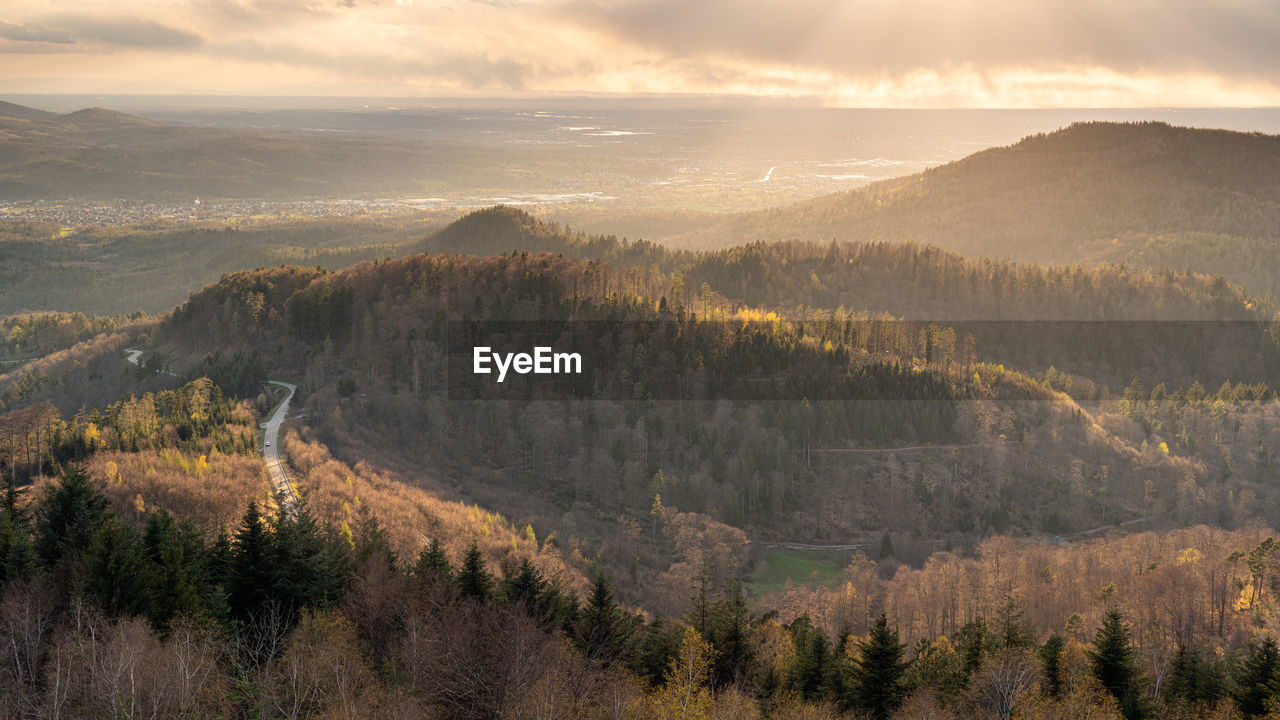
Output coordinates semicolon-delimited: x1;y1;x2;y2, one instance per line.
0;0;1277;106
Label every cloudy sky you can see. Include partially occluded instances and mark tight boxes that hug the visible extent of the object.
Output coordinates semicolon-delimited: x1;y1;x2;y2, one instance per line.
2;0;1278;106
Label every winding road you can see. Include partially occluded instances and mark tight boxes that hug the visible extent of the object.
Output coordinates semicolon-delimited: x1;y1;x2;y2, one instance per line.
261;381;299;517
124;347;176;376
125;347;299;516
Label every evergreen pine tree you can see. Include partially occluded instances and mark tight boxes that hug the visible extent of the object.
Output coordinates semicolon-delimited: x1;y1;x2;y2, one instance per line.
1167;644;1200;707
878;533;895;561
35;467;110;568
84;518;147;616
352;513;397;573
1236;637;1280;718
202;528;234;628
998;593;1037;649
412;537;452;588
849;612;910;720
228;501;274;621
501;557;545;605
1;474;22;523
538;579;577;634
1168;644;1227;709
208;528;233;584
1040;634;1066;698
272;506;347;614
708;583;753;688
141;509;206;628
629;618;683;687
956;617;991;683
0;519;36;586
500;557;559;627
689;570;712;637
0;477;36;586
786;615;832;702
576;572;632;664
1090;608;1146;719
454;541;493;602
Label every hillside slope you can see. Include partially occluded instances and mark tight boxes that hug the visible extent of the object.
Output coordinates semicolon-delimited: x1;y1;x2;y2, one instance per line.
0;212;457;316
132;252;1253;552
0;100;57;120
668;122;1280;269
420;207;1280;390
7;216;1280;611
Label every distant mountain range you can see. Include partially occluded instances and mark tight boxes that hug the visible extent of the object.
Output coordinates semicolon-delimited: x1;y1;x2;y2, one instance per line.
0;100;460;200
667;121;1280;271
0;100;58;120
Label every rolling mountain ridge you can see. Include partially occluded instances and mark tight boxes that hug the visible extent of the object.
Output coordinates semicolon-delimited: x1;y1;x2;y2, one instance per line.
668;121;1280;273
0;101;465;200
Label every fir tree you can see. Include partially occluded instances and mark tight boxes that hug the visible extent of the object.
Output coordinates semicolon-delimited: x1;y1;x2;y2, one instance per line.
849;613;910;720
84;518;147;616
228;501;274;621
1040;634;1066;698
1090;608;1145;719
141;509;206;628
1169;644;1228;710
956;617;991;683
412;537;452;588
1236;637;1280;718
454;541;493;602
35;466;110;568
708;583;753;688
0;477;36;586
0;520;36;586
271;506;347;614
501;556;563;627
997;594;1037;649
789;615;832;702
576;572;632;664
689;570;712;637
629;618;683;687
878;532;895;561
352;513;397;573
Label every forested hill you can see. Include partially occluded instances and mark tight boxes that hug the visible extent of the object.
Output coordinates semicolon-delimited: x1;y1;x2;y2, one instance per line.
429;207;1270;320
685;240;1267;322
161;253;978;412
415;207;1280;389
8;207;1272;413
422;204;685;268
147;217;1279;403
665;121;1280;267
685;241;1280;388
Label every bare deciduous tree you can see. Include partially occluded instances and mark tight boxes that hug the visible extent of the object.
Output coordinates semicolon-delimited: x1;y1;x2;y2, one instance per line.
973;648;1039;720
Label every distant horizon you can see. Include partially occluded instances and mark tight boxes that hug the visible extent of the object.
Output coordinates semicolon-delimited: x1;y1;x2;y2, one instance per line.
7;94;1280;114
